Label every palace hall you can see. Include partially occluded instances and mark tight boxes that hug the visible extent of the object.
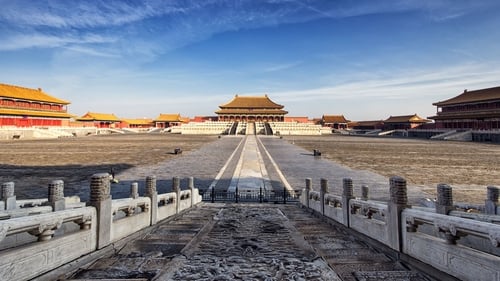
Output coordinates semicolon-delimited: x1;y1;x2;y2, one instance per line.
0;83;72;127
215;95;288;122
430;86;500;130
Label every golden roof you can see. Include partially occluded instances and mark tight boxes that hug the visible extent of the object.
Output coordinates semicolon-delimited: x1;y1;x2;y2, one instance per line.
384;114;429;123
322;115;350;123
0;83;70;104
215;108;288;115
122;118;153;125
154;113;182;122
219;95;284;109
0;108;72;118
349;120;384;126
434;86;500;106
78;112;121;121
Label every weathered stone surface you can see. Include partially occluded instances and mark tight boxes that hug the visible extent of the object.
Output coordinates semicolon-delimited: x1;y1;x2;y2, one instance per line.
163;204;341;281
64;200;438;281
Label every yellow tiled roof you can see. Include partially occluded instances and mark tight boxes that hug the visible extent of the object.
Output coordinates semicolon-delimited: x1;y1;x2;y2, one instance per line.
78;112;121;121
384;114;429;123
215;108;288;114
219;95;284;109
434;86;500;106
322;115;350;123
0;108;72;118
122;118;153;125
0;83;70;104
349;120;384;126
154;113;181;122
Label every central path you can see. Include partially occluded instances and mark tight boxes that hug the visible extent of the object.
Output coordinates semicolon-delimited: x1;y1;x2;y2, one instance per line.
228;135;272;193
63;135;433;280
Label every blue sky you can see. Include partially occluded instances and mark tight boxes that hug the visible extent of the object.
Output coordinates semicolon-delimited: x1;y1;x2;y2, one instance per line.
1;0;500;121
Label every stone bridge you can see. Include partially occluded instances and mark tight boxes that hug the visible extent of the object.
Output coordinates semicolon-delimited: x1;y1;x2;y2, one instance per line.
1;135;499;280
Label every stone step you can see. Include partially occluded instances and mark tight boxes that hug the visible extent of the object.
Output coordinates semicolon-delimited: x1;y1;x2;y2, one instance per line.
278;205;430;281
70;268;155;280
354;270;429;281
68;205;219;280
69;203;433;280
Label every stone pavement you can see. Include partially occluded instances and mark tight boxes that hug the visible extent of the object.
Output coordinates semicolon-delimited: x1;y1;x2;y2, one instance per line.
111;135;428;204
227;135;272;193
259;136;428;204
67;203;430;280
62;135;434;280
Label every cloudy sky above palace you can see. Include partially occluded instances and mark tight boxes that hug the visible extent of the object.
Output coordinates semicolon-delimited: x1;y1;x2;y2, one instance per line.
1;0;500;120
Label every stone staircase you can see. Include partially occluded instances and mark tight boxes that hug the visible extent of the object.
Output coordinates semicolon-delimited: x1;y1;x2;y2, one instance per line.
281;205;429;281
430;130;457;140
67;204;221;280
63;203;435;281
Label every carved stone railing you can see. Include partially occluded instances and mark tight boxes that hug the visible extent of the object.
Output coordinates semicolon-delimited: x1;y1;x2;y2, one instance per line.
308;190;321;214
0;206;53;220
0;173;203;281
109;197;151;243
324;193;343;224
112;197;150;219
178;190;192;211
0;207;96;280
403;208;500;281
448;210;500;224
157;193;175;206
349;199;389;245
16;198;48;208
157;193;176;221
300;176;500;281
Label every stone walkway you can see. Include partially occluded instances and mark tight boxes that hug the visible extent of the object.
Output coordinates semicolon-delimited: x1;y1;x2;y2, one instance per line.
227;135;271;193
259;136;428;205
68;203;430;280
109;136;429;202
63;135;434;280
110;135;428;204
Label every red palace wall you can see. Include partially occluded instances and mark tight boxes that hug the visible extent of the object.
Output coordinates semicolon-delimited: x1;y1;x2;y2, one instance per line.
0;117;64;127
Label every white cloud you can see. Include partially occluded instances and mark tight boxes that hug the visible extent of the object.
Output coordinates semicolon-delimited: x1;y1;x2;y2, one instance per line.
0;33;116;51
1;0;498;56
262;61;303;72
0;0;182;28
239;62;500;119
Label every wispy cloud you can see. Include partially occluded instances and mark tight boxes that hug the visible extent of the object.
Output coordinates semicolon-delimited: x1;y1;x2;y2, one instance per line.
0;33;116;51
0;0;182;28
246;62;500;103
1;0;498;57
262;61;303;72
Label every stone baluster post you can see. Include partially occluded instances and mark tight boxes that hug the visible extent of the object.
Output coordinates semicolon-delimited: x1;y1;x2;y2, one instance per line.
146;176;158;225
172;177;181;214
320;178;328;216
436;184;453;215
304;178;312;209
361;185;369;201
485;186;499;215
1;182;16;210
89;173;112;249
388;176;410;251
130;182;139;199
342;178;354;226
188;177;195;207
48;180;65;211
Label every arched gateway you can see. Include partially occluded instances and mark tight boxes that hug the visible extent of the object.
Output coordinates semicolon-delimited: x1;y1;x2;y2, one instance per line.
215;94;288;122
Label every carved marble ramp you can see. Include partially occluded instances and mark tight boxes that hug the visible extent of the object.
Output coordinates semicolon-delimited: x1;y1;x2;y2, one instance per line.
67;203;430;281
280;206;429;281
227;135;272;193
69;203;221;280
